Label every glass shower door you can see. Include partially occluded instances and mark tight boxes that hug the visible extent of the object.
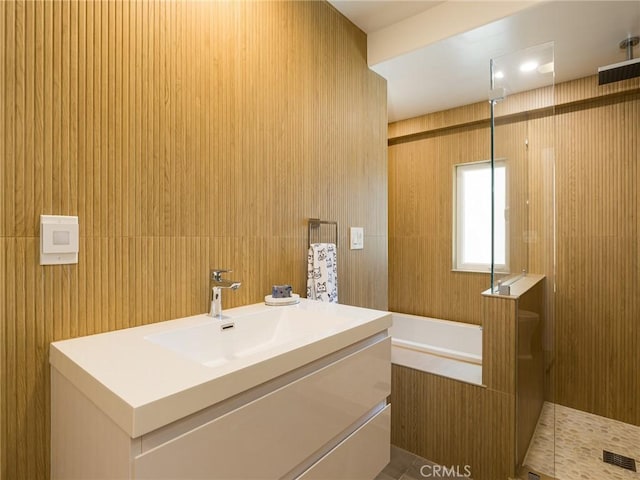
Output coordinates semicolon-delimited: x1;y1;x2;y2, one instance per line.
489;42;556;479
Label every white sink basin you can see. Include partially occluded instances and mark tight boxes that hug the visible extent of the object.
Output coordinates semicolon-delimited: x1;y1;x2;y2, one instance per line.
145;306;348;368
49;299;391;437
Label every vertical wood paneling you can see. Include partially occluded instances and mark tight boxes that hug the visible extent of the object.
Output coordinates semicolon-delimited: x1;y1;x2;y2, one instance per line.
34;1;44;235
388;102;490;140
388;113;534;325
516;279;546;468
390;365;515;480
14;239;27;480
99;0;108;238
83;0;94;236
389;76;640;431
391;281;544;478
554;93;640;425
3;0;15;238
482;295;517;393
494;118;529;281
555;74;640;105
0;0;5;237
0;240;4;477
14;0;24;236
527;114;555;276
0;2;4;475
388;124;490;324
3;240;17;480
52;1;62;218
1;2;388;478
389;76;639;143
24;1;35;236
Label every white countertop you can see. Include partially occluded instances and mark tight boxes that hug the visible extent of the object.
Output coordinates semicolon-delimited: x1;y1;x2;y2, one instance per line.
50;299;391;438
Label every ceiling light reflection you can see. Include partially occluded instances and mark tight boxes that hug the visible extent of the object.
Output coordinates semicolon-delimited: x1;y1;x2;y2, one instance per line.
519;61;539;72
537;62;554;74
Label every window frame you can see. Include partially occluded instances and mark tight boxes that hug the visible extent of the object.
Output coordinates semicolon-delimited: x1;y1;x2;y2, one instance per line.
452;159;509;273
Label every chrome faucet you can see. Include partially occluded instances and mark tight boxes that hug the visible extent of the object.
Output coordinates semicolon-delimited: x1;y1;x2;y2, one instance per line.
209;269;241;317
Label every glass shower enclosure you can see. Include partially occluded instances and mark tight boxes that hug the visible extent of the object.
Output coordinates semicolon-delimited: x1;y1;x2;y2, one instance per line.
489;42;556;479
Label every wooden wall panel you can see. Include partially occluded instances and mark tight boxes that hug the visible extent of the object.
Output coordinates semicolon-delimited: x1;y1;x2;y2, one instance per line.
526;114;555;278
388;75;639;142
388;124;489;324
0;1;388;478
0;0;5;474
515;279;546;468
387;101;489;141
388;105;533;324
388;76;640;429
494;119;529;281
555;74;640;106
554;93;640;426
2;0;15;238
482;296;517;394
390;365;515;480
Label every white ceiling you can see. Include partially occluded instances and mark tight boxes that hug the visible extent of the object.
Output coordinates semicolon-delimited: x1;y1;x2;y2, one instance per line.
329;1;640;122
329;1;444;32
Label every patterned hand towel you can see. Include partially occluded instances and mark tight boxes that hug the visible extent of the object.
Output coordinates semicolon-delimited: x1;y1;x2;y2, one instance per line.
306;243;338;303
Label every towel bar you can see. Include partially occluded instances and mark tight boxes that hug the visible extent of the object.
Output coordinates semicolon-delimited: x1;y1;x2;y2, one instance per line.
307;218;338;248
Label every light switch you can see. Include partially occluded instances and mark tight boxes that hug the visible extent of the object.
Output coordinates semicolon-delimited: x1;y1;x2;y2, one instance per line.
350;227;364;250
52;230;70;245
40;215;79;265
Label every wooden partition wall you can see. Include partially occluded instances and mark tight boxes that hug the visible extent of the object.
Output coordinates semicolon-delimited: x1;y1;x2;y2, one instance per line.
389;74;640;443
390;363;515;480
0;2;388;478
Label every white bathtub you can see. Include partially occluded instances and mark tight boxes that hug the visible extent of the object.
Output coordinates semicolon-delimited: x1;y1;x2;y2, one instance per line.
390;312;483;385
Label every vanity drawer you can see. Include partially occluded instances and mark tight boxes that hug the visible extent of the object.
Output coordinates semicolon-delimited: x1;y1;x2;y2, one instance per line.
297;404;390;480
133;336;391;479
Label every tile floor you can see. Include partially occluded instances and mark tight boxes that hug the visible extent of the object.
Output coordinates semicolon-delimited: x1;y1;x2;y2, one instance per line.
524;402;640;480
375;446;471;480
379;403;640;480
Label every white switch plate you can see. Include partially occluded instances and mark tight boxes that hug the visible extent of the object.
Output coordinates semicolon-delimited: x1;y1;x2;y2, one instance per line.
40;215;79;265
350;227;364;250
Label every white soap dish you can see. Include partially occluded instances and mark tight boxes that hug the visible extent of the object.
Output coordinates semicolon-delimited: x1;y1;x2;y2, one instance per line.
265;293;300;306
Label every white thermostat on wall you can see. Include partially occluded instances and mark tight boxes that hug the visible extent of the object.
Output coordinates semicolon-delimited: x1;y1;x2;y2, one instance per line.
40;215;79;265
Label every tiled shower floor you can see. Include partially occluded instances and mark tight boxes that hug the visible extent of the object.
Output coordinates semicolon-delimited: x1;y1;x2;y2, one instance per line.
524;402;640;480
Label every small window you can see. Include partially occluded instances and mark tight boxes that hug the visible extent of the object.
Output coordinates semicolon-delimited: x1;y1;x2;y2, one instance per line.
454;160;507;272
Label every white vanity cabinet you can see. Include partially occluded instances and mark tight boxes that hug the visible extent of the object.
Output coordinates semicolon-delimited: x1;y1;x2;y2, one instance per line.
50;302;392;480
133;337;390;479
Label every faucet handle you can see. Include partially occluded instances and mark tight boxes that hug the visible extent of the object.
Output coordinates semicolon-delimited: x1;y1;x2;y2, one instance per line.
211;269;232;282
